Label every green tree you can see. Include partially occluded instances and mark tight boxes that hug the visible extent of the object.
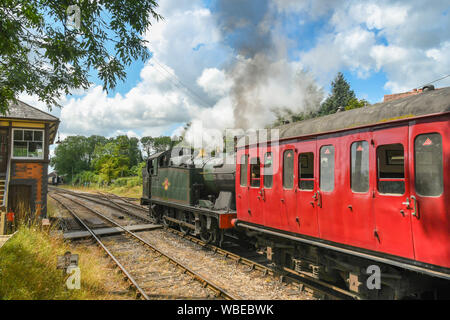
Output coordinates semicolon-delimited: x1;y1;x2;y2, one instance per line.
140;135;172;157
92;141;129;183
115;135;142;167
50;135;91;181
0;0;162;113
86;135;108;166
318;72;356;116
345;98;370;110
153;136;172;153
140;136;154;158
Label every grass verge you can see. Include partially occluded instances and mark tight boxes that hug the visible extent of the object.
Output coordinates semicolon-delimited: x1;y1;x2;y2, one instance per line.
58;184;142;199
0;222;132;300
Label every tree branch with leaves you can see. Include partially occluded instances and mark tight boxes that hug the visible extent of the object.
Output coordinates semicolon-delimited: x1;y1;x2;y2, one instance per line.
0;0;162;114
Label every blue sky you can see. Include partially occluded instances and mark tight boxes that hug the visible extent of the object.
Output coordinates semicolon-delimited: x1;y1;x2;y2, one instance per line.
102;0;394;103
21;0;450;141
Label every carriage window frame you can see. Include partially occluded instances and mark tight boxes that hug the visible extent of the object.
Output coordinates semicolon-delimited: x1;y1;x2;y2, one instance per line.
414;133;443;197
320;145;335;192
283;149;295;189
298;152;314;191
376;143;405;195
12;128;45;160
350;141;370;193
240;155;248;187
263;152;273;189
250;157;261;188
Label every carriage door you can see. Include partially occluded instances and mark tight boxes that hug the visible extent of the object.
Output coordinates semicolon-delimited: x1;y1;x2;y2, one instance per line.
409;120;450;268
261;150;280;229
372;125;414;259
316;139;340;241
236;153;250;222
295;139;319;237
282;148;297;233
248;156;264;225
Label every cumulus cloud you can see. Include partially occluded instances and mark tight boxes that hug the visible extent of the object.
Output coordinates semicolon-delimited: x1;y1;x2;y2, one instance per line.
51;0;227;140
297;0;450;91
196;68;232;98
19;0;450;144
59;64;195;138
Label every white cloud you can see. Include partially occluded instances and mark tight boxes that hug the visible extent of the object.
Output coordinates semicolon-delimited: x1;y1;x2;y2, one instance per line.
55;0;227;139
297;0;450;93
19;0;450;143
196;68;232;98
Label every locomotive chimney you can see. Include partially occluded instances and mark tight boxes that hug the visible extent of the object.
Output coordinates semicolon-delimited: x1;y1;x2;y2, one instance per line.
422;85;435;92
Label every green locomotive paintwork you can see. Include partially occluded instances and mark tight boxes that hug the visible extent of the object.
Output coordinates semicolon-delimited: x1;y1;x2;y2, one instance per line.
151;167;203;205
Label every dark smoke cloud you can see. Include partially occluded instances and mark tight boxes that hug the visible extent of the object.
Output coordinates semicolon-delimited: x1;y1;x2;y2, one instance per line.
212;0;324;129
213;0;273;57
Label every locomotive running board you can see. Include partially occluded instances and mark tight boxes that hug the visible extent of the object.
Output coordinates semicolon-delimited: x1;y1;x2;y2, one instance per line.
235;220;450;281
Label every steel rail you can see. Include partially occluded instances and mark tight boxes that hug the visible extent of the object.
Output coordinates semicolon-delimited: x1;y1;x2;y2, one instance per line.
51;188;151;223
96;192;143;216
50;194;150;300
99;192;145;211
165;228;358;300
53;188;356;300
55;192;241;300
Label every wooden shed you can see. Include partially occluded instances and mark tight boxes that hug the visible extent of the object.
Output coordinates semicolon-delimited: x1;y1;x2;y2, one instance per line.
0;100;59;234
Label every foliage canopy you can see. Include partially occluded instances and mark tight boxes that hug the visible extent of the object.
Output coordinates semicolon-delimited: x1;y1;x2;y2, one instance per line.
0;0;162;113
51;134;142;184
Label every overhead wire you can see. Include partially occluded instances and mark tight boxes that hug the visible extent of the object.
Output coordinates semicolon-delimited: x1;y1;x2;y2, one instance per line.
146;50;214;108
414;73;450;90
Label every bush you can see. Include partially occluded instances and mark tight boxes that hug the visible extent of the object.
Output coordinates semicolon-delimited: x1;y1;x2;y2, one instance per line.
111;176;141;188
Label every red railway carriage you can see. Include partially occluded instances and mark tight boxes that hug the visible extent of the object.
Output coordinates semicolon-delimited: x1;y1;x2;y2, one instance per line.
234;87;450;296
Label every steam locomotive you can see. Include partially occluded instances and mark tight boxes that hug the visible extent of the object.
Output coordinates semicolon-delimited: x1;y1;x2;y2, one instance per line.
141;86;450;299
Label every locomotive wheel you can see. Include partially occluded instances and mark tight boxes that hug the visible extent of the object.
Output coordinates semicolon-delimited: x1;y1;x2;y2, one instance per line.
162;208;174;228
178;211;191;235
162;216;171;227
200;229;217;244
150;206;161;224
179;222;190;235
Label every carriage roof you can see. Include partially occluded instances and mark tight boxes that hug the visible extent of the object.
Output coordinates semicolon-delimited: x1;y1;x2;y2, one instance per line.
273;86;450;141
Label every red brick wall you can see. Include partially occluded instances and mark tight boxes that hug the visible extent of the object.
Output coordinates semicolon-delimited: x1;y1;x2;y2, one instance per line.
383;89;423;102
11;163;43;215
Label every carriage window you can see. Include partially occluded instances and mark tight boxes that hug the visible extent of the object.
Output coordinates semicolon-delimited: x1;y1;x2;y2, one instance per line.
240;155;248;186
283;150;294;189
320;145;335;192
351;141;369;193
250;158;261;187
263;152;273;188
377;144;405;194
415;133;443;196
299;152;314;190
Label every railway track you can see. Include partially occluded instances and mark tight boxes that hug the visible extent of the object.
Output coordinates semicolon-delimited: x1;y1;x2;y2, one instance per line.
50;192;240;300
50;187;359;299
